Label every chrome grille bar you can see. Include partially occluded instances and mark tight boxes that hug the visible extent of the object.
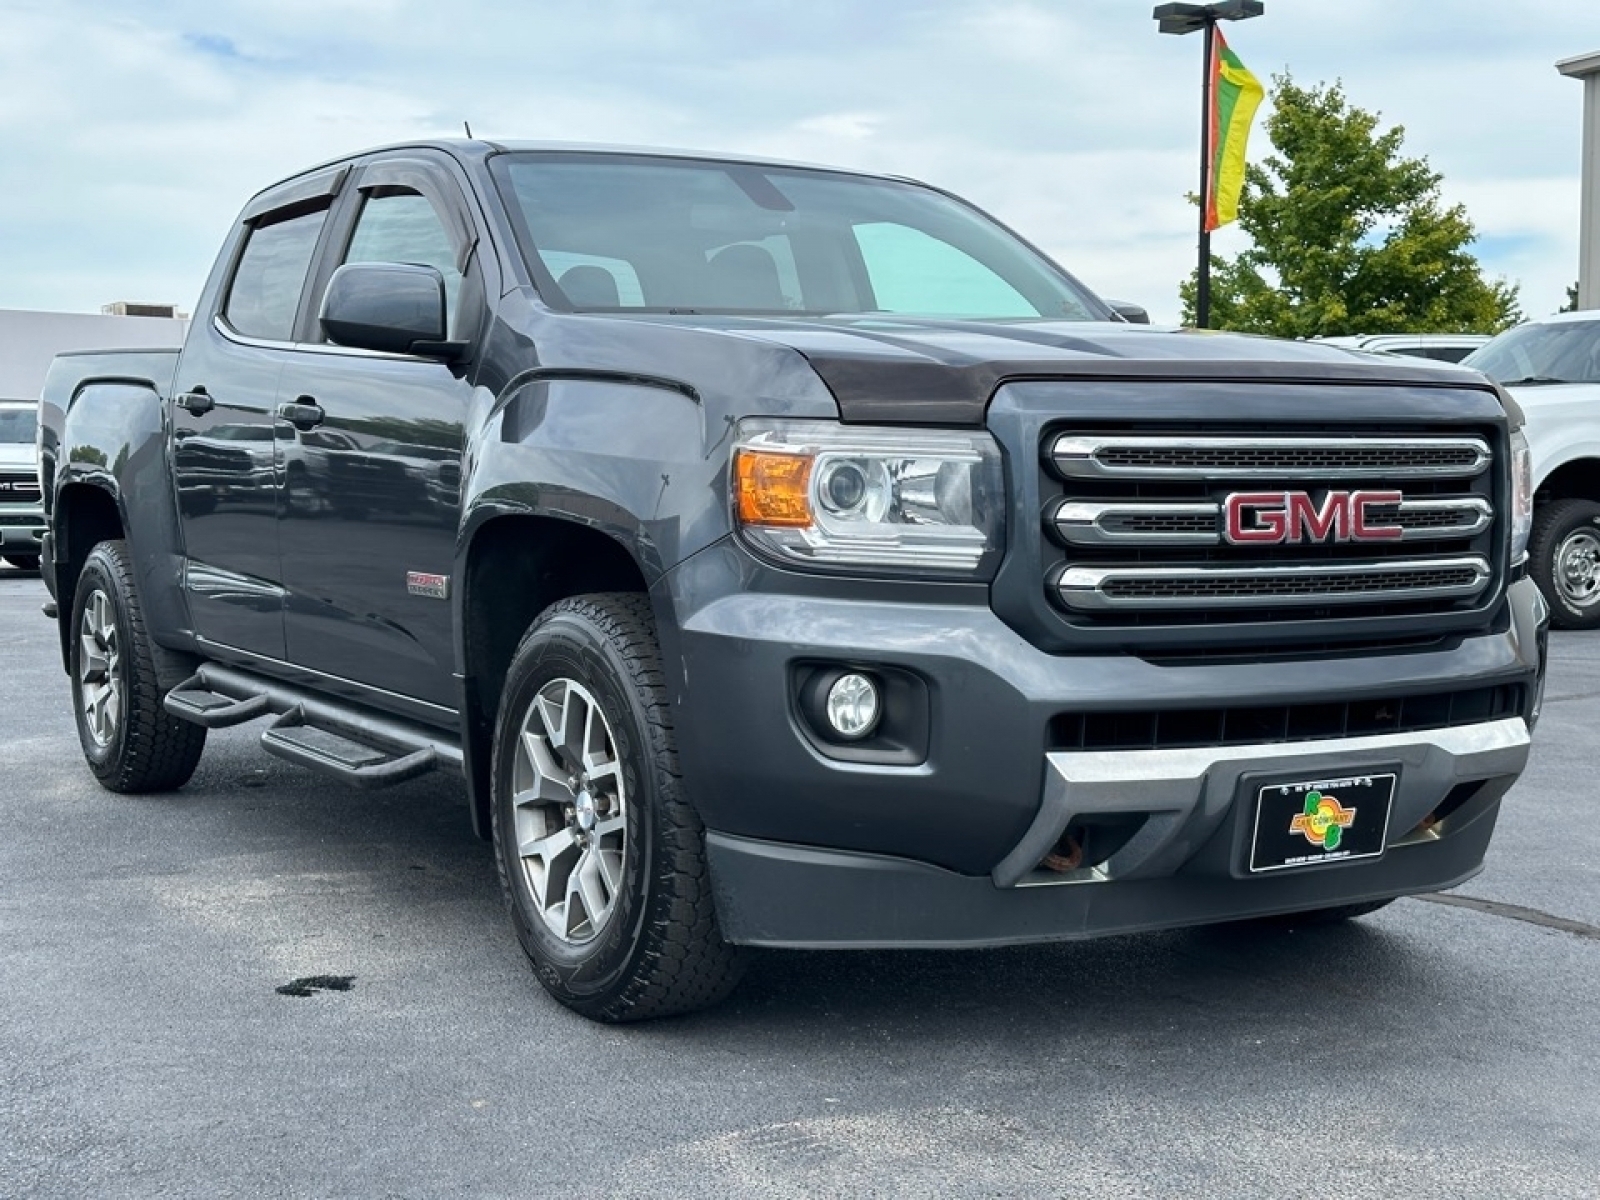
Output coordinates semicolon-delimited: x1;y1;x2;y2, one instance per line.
1050;435;1492;480
1053;497;1493;547
1056;556;1492;612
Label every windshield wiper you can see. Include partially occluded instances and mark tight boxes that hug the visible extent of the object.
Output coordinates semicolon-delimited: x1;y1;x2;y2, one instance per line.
1497;375;1572;387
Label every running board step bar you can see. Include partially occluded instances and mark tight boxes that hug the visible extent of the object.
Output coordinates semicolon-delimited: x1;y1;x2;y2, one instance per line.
164;664;461;790
261;711;438;788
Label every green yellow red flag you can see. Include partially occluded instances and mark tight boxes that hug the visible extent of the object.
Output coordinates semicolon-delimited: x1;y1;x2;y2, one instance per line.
1205;29;1264;232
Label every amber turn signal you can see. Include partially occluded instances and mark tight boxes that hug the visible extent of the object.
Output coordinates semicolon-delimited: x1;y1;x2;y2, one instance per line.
734;449;814;528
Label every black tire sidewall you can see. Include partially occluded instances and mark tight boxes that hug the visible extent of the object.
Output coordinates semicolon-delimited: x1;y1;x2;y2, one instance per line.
69;549;133;776
1532;500;1600;630
491;609;657;1006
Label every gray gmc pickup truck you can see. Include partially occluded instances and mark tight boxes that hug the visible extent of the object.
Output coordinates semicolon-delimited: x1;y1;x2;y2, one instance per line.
39;141;1547;1021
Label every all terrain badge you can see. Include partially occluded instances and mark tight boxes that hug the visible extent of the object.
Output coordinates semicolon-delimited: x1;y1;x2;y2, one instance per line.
406;571;450;600
1289;790;1357;851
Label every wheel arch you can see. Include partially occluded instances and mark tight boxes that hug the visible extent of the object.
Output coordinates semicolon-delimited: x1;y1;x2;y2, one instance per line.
52;482;127;673
1535;455;1600;506
456;512;661;839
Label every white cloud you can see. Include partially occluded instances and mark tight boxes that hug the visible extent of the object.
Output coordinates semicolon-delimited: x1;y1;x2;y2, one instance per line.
1;0;1597;320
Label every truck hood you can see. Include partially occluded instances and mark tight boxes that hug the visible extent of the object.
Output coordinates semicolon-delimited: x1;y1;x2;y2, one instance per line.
651;315;1500;424
0;443;38;471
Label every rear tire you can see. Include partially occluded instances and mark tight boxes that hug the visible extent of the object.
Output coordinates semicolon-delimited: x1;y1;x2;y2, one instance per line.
491;592;743;1022
3;554;40;571
1529;498;1600;630
69;541;206;793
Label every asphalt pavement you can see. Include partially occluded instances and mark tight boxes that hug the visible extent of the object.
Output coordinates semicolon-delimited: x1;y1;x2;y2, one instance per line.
2;562;1597;1199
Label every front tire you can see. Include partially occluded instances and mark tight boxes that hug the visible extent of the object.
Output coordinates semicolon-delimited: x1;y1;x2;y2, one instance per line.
69;541;206;792
1529;498;1600;630
491;593;743;1022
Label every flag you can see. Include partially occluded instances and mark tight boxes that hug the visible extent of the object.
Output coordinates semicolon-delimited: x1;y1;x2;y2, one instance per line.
1206;29;1265;232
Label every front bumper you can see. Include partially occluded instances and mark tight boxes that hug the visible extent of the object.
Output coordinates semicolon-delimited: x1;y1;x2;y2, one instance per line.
0;511;44;554
663;544;1545;948
707;720;1526;947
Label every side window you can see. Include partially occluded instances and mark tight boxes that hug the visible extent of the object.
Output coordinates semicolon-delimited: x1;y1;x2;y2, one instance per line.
223;208;328;341
343;190;464;331
853;222;1037;317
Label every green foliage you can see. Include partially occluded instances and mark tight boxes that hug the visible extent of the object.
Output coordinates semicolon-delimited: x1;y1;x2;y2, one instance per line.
1181;75;1521;336
1563;281;1580;313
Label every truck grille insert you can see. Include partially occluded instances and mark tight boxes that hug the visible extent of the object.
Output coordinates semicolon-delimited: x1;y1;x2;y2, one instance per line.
1052;436;1491;479
1040;429;1500;629
1049;684;1525;751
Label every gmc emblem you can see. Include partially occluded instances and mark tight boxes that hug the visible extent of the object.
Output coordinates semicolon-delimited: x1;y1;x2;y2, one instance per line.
1224;490;1404;545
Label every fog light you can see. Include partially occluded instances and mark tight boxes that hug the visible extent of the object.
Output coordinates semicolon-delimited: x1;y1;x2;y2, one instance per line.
825;673;880;739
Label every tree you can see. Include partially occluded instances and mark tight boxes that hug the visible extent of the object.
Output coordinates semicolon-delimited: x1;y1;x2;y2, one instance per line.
1180;75;1521;336
1563;281;1580;313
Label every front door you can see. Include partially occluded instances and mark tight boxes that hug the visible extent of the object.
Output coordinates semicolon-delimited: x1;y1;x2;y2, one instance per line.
274;163;476;709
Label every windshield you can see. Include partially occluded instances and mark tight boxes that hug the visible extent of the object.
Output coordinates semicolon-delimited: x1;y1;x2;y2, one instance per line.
0;408;37;444
491;153;1108;321
1464;320;1600;385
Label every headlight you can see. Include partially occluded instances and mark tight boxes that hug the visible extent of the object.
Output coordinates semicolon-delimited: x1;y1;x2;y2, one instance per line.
1509;428;1533;565
732;419;1005;575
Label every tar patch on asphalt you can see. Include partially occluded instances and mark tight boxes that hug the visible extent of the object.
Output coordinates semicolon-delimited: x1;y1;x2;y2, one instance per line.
1416;894;1600;942
276;974;356;997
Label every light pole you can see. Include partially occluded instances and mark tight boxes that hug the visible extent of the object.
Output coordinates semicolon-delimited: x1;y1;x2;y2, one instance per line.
1154;0;1264;328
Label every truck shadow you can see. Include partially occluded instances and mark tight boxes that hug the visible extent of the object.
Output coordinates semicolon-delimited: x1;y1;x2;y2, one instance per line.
133;728;1486;1064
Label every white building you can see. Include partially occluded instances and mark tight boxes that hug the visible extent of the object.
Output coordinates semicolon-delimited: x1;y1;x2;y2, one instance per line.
0;307;190;404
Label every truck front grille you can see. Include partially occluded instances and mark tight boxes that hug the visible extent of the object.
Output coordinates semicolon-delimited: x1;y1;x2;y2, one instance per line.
0;471;41;505
1041;429;1500;629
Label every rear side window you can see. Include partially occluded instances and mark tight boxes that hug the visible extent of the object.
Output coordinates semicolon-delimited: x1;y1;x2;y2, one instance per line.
223;208;328;341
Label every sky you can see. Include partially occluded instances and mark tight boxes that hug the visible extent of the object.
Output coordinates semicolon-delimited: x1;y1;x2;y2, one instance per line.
2;0;1597;326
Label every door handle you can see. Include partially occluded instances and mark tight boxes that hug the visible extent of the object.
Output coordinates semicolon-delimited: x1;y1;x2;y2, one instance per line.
276;397;325;431
175;388;214;416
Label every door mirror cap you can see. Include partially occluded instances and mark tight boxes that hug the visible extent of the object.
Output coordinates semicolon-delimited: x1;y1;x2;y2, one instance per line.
1107;300;1151;325
320;262;453;356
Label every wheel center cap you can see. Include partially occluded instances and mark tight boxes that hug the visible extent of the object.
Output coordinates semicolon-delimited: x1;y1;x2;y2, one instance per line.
575;789;597;832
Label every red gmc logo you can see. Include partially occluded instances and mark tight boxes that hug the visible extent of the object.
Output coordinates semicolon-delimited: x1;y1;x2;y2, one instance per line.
1224;490;1404;545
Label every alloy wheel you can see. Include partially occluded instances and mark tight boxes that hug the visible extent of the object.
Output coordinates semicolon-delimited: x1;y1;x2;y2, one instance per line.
78;588;123;748
509;677;628;944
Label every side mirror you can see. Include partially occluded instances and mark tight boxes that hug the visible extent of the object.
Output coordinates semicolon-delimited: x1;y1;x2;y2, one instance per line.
1107;300;1151;325
320;262;450;356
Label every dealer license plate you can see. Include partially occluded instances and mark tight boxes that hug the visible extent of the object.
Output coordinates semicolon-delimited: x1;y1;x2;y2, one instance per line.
1249;772;1396;873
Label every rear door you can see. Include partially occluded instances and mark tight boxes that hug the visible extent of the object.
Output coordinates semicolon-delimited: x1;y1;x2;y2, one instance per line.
273;153;484;710
172;169;346;658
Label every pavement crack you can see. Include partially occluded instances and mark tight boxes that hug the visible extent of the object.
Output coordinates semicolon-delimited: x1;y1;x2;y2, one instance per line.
1413;893;1600;942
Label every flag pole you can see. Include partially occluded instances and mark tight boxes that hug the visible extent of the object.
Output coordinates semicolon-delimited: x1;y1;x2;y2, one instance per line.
1197;17;1215;329
1154;2;1263;330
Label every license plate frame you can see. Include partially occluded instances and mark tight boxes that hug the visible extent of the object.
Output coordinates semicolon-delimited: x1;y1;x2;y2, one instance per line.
1249;771;1397;874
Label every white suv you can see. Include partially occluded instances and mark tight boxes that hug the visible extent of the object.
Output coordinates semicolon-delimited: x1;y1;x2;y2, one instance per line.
1463;312;1600;628
1318;333;1492;364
